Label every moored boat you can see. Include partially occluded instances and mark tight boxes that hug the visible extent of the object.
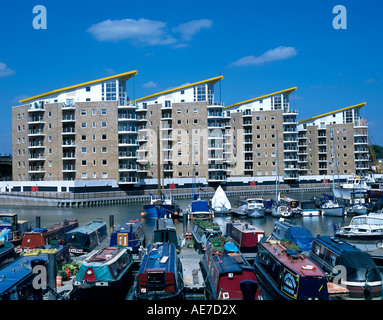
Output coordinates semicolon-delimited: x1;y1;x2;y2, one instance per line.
192;220;223;253
300;200;320;216
270;219;314;252
226;220;265;256
244;198;265;218
271;202;293;218
0;241;17;268
73;246;134;300
153;218;180;251
110;219;146;254
309;236;382;298
335;213;383;241
142;193;180;219
0;245;70;300
65;220;107;255
186;198;213;220
253;238;329;300
136;242;184;300
200;240;262;300
0;213;29;246
19;219;79;252
321;200;344;217
211;185;231;215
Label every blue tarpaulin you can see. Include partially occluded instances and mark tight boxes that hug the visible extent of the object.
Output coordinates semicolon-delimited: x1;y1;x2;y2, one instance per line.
191;200;210;212
224;241;239;253
285;226;314;252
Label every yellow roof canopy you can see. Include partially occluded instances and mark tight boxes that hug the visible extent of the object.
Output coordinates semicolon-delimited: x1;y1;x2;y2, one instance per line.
224;87;297;110
19;70;138;104
298;102;366;123
135;75;223;102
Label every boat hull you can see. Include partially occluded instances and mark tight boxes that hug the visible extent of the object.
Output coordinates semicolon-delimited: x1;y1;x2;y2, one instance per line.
245;208;265;218
301;209;320;217
143;204;179;219
322;207;344;217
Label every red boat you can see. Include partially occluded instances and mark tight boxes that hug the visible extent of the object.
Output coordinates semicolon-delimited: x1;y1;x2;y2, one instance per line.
19;219;79;252
200;240;262;300
226;220;265;255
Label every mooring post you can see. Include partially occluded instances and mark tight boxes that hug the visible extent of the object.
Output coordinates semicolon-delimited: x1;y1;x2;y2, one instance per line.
36;216;41;229
47;253;57;300
109;215;115;233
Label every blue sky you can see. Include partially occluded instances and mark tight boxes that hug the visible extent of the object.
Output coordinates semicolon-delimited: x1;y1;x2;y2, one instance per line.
0;0;382;154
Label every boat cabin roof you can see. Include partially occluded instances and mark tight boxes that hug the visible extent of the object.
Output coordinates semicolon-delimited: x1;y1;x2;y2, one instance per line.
155;218;176;231
139;242;176;274
113;219;142;234
88;247;125;264
206;244;251;274
260;240;325;277
67;220;105;235
191;200;210;212
350;213;383;225
232;221;264;234
314;236;359;254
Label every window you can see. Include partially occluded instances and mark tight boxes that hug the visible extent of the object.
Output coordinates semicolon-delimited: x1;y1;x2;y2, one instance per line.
81;147;87;153
81;122;87;128
81;173;87;179
102;147;107;153
102;134;107;140
81;110;87;115
86;86;91;92
101;109;107;115
81;160;87;166
102;172;108;178
101;122;107;127
81;135;86;141
102;160;107;166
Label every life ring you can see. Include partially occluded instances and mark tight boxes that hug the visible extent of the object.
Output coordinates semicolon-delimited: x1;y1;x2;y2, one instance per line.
302;265;316;270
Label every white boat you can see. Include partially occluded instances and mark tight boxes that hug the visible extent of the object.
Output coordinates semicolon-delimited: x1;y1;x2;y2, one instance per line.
346;203;369;215
342;176;370;190
244;198;265;218
211;186;231;214
321;200;344;217
271;203;293;218
300;201;320;217
335;213;383;241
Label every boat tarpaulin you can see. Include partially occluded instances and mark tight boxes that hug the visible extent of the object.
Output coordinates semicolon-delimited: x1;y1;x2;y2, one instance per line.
76;262;115;282
191;200;210;213
285;227;314;251
211;186;231;211
224;241;239;253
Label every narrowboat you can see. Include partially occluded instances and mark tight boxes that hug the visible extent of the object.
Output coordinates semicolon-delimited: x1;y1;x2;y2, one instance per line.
200;240;262;300
192;220;223;253
136;242;184;300
65;220;107;255
110;219;146;254
0;245;70;300
270;219;314;252
0;213;29;246
0;241;17;268
153;218;180;251
186;198;213;220
309;236;382;298
226;220;265;257
244;198;266;218
73;246;134;300
254;238;329;300
19;219;79;252
142;193;180;219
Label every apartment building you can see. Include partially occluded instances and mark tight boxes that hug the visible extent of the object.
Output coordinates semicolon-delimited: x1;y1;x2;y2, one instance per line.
12;71;137;183
133;76;229;184
223;87;299;182
297;103;369;177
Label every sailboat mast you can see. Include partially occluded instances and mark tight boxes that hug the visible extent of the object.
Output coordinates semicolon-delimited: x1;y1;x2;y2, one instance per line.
157;125;162;197
276;129;279;201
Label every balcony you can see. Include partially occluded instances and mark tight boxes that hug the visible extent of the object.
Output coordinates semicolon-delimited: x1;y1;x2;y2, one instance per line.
62;152;76;159
28;166;46;173
62;165;76;172
61;115;75;122
119;164;138;171
28;129;45;136
118;139;139;146
118;151;137;158
208;175;226;182
28;116;45;124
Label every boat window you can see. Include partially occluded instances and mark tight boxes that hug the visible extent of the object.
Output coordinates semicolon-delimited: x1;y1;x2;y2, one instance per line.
147;273;165;291
0;217;12;225
330;253;337;267
313;243;321;256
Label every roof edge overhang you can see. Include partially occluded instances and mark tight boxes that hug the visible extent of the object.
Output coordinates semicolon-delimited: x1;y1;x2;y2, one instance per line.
224;87;297;110
19;70;138;104
298;102;366;124
135;75;223;102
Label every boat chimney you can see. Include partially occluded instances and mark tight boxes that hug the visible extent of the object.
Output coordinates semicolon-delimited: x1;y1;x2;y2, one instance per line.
36;216;41;229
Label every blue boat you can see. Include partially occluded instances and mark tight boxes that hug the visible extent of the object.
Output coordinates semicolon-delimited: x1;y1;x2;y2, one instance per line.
310;236;382;298
142;194;180;219
110;219;146;254
186;197;213;220
73;246;134;300
0;213;29;246
0;241;17;268
136;242;184;300
270;219;314;252
65;220;107;254
0;245;70;300
153;218;180;251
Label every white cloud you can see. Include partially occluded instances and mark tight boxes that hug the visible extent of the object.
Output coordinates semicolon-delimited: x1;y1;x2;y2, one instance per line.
87;18;176;45
173;19;213;41
230;46;297;67
0;63;15;77
142;81;157;89
87;18;213;48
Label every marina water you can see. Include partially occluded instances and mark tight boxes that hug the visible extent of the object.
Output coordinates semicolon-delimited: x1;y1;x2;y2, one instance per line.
2;191;382;300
